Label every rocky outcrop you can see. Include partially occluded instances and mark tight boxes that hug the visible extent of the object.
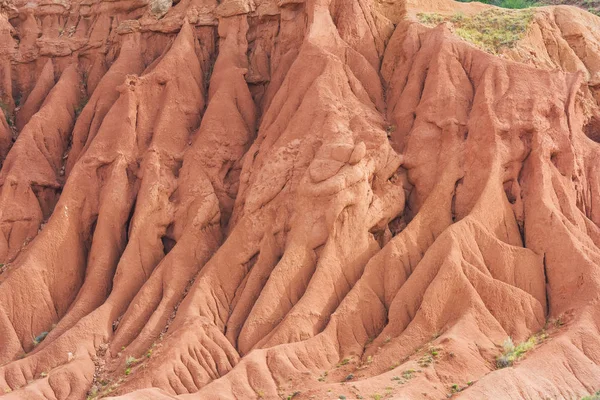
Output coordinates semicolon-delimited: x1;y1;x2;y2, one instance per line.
0;0;599;399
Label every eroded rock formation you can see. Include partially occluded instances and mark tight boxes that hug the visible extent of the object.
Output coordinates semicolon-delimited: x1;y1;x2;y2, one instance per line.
0;0;599;399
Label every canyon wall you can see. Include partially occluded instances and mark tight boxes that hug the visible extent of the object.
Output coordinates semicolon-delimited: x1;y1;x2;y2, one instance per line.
0;0;599;399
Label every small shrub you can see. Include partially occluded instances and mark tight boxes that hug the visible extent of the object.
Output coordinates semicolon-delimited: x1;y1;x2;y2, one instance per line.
124;367;131;375
337;358;351;367
496;335;541;369
318;371;328;382
125;356;138;367
419;354;434;367
33;331;49;346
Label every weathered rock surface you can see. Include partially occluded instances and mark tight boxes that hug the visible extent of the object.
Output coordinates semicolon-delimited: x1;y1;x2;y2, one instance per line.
0;0;599;399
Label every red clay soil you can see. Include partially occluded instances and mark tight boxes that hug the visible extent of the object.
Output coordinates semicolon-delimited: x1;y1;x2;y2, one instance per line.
0;0;599;399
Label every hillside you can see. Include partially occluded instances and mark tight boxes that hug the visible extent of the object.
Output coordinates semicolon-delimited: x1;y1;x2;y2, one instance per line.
0;0;599;399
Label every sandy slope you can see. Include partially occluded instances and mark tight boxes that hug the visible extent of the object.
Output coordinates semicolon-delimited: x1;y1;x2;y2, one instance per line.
0;0;599;399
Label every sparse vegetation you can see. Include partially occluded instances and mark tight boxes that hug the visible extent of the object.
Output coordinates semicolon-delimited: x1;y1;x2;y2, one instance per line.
0;101;13;127
74;97;88;117
318;371;328;382
417;8;534;54
581;390;600;400
496;333;547;368
256;388;265;398
286;391;300;400
33;331;49;346
385;125;396;138
337;358;351;367
371;394;382;400
456;0;535;8
124;367;131;375
463;0;600;14
418;353;434;367
125;355;138;367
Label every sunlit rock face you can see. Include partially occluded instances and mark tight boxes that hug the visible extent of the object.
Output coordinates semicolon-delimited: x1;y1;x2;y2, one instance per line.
0;0;600;399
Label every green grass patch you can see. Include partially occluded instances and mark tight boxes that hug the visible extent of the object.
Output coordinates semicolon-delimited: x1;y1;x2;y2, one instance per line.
456;0;535;8
417;8;534;54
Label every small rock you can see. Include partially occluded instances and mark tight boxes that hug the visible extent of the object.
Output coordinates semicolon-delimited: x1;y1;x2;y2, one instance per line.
149;0;172;18
308;159;345;183
349;142;366;165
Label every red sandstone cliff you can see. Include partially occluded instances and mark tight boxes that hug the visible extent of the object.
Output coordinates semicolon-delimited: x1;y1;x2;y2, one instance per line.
0;0;599;399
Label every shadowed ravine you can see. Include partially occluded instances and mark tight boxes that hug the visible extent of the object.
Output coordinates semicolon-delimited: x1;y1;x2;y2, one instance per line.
0;0;600;399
